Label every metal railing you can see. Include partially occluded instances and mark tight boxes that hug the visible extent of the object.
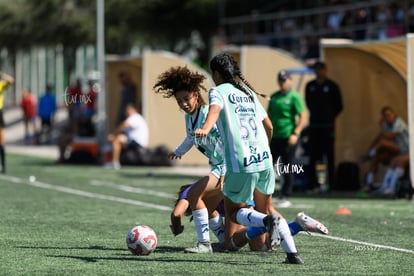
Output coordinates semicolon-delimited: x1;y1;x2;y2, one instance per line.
220;0;414;58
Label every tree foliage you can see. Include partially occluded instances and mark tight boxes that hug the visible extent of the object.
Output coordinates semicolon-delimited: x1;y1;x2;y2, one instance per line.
0;0;220;64
105;0;219;54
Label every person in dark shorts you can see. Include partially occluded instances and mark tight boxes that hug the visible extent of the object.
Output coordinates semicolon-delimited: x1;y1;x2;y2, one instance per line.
38;84;57;144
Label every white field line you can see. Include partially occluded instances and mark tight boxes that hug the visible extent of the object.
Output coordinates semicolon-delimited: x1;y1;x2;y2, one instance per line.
307;233;414;254
1;174;413;254
89;180;175;199
0;175;172;211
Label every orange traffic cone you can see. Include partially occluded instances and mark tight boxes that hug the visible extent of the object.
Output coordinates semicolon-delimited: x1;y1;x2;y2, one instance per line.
336;207;352;215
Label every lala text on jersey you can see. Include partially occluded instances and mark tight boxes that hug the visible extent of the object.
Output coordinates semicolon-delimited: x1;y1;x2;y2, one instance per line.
244;146;270;167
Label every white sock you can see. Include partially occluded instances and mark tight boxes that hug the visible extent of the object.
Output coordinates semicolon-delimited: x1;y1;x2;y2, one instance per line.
388;167;404;191
192;208;210;243
368;148;376;158
365;172;374;186
236;208;266;227
381;168;394;189
209;214;225;243
279;218;297;253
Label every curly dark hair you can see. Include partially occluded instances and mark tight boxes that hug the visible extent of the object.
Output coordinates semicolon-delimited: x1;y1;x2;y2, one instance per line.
209;52;268;101
153;66;207;106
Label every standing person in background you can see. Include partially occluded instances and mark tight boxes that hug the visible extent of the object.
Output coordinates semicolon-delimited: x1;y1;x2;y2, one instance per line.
20;88;37;144
0;70;15;173
117;71;137;124
305;61;343;192
84;80;97;118
38;84;57;144
268;70;305;208
67;79;83;121
195;53;303;264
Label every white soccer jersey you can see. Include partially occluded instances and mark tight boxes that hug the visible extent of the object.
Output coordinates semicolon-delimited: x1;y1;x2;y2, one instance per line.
174;104;223;167
125;113;149;147
208;83;273;173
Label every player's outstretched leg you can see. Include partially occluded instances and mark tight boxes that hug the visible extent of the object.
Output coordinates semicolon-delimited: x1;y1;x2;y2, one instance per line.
295;212;329;235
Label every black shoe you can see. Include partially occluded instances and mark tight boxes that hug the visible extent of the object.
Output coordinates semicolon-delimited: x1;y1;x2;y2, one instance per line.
284;253;304;264
263;214;280;250
211;242;227;253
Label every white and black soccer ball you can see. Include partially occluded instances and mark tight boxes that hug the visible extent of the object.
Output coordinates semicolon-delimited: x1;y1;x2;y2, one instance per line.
126;225;157;255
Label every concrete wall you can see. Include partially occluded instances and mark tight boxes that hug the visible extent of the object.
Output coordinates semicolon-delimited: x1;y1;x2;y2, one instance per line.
228;46;313;124
106;51;214;166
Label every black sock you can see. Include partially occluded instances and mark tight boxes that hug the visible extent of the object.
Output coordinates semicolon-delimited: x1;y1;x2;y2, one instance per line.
0;145;5;173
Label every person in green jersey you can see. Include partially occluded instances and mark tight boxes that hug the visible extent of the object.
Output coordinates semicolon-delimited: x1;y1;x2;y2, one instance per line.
267;70;305;208
153;66;225;253
195;53;304;264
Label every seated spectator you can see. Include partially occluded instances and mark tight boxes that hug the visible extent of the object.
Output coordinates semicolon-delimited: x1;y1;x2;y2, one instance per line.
362;106;409;192
106;104;149;169
84;80;97;118
57;120;77;163
57;114;96;164
373;152;409;195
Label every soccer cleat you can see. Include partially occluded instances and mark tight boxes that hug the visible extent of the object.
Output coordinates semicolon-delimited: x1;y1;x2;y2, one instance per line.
295;212;328;235
263;214;281;250
211;242;227;253
284;253;304;264
184;242;213;253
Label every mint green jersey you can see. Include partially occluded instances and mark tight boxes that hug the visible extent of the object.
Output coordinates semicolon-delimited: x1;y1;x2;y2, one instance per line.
208;83;273;173
174;104;224;168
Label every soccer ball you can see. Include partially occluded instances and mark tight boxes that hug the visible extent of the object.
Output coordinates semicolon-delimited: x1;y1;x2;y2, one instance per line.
126;225;157;255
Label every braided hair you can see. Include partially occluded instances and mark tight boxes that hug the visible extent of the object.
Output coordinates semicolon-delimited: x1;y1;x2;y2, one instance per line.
153;66;207;107
209;53;268;101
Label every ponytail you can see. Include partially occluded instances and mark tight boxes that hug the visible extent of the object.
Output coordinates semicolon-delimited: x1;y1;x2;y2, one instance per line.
210;53;269;101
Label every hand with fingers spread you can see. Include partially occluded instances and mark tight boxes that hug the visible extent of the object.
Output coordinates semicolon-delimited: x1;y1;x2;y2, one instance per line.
168;152;182;160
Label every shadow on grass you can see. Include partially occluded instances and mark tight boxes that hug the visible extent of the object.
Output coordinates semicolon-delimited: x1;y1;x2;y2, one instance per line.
17;245;186;254
45;249;265;265
16;245;126;251
119;171;200;181
45;254;232;264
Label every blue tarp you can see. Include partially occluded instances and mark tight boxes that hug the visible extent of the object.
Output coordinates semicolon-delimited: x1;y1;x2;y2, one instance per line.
286;68;314;75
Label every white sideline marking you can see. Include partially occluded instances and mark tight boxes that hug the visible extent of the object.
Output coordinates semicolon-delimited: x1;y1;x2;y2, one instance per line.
89;180;175;199
2;174;413;254
0;175;172;211
306;233;414;254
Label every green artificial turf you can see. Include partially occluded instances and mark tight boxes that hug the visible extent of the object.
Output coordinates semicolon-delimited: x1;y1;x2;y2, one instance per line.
0;154;413;275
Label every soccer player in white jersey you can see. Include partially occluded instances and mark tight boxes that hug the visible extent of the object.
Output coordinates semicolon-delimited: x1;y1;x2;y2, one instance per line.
195;53;304;264
153;66;225;253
